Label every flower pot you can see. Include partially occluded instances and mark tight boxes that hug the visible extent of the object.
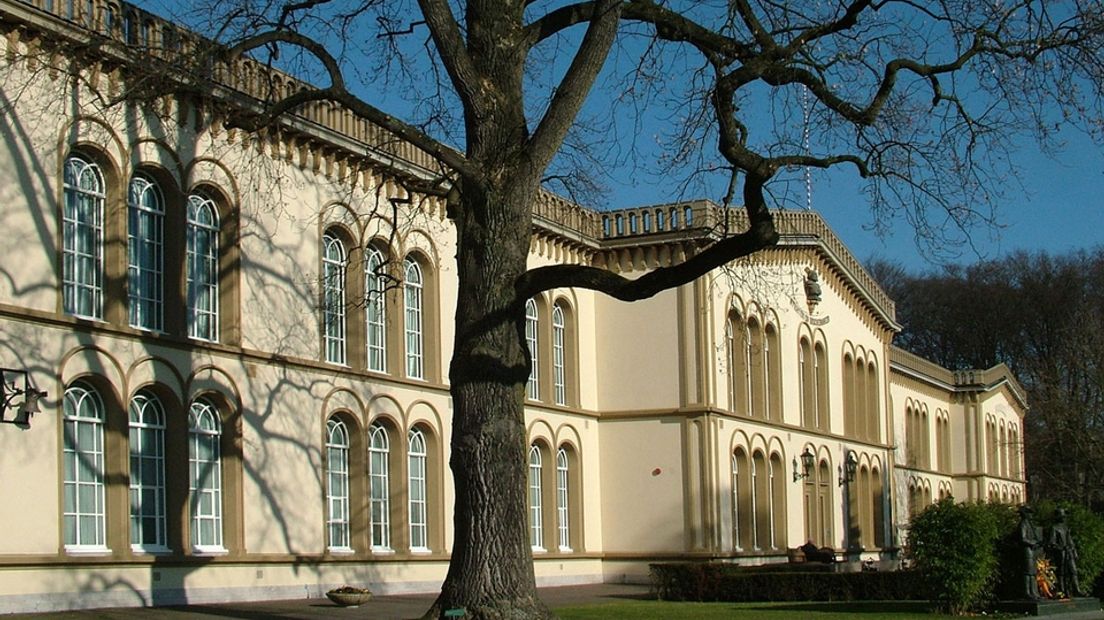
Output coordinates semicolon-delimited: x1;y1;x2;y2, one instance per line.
327;589;373;607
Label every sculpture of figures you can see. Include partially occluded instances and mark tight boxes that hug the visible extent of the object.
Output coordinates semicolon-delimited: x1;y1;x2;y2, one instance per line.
1048;508;1083;597
804;269;822;308
1019;505;1042;600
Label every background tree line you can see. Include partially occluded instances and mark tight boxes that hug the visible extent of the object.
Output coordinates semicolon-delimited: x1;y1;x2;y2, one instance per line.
869;251;1104;510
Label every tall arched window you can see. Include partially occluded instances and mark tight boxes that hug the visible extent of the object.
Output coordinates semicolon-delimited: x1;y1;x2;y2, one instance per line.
322;233;347;365
369;423;391;550
800;338;813;428
365;246;387;372
404;258;424;379
748;319;765;418
325;417;351;551
552;304;567;406
63;381;106;549
525;299;540;400
408;428;428;551
765;325;781;422
189;398;223;551
556;447;570;551
728;313;749;414
187;193;220;342
814;342;829;431
127;175;164;331
732;448;752;550
528;445;544;550
63;155;105;319
129;390;166;551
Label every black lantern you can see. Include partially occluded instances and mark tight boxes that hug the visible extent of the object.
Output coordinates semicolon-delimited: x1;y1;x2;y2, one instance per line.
838;450;858;486
1;367;46;427
793;447;815;481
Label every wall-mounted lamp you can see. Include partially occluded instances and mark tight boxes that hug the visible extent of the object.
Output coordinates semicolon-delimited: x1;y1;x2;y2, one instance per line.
838;450;858;486
792;447;815;482
1;367;46;427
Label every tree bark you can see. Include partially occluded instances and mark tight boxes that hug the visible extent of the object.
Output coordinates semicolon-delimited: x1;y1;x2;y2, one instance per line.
425;175;552;619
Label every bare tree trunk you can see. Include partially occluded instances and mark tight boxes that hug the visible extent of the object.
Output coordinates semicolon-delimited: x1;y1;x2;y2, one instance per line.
425;177;553;619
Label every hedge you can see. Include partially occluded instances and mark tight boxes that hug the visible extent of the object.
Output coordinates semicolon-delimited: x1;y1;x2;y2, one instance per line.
649;563;921;602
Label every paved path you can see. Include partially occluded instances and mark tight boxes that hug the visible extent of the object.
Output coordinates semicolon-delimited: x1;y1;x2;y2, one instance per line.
6;583;652;619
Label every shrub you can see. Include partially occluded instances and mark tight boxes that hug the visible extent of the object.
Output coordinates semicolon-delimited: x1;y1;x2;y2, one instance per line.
649;563;921;602
906;498;1000;614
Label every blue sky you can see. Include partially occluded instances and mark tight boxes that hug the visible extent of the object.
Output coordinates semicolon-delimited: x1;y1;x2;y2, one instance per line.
142;1;1104;275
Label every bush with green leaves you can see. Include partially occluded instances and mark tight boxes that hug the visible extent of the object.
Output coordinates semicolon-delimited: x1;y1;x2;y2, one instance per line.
906;498;1001;614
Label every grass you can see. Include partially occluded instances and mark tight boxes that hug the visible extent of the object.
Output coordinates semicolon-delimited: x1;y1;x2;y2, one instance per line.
554;600;973;619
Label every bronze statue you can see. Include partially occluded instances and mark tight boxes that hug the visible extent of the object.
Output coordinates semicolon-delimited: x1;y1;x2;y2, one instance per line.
1048;508;1083;597
1019;505;1042;600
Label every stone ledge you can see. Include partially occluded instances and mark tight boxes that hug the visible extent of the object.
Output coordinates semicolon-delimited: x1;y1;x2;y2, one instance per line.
994;597;1103;618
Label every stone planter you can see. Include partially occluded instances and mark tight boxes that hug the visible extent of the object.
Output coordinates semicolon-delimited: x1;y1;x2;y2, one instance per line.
326;588;373;607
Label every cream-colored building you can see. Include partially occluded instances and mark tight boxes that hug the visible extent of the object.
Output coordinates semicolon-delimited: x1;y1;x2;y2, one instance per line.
0;0;1027;612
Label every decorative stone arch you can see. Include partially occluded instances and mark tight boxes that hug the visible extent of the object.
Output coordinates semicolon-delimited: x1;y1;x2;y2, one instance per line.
730;441;753;551
180;174;241;345
320;387;366;425
129;138;186;188
126;356;186;398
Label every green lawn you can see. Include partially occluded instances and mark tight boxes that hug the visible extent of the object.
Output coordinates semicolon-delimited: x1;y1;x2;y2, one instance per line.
554;600;974;619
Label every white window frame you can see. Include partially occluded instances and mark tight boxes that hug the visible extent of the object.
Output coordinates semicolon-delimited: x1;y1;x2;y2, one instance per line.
408;428;429;552
63;381;107;551
129;390;167;552
325;417;351;552
186;193;220;342
127;175;164;332
369;423;391;551
556;448;571;551
322;233;347;365
189;399;224;553
525;299;539;400
552;304;566;406
404;258;424;379
62;155;105;320
365;246;387;372
528;445;544;551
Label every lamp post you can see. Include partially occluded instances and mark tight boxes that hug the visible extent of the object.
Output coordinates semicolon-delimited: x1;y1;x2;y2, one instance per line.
793;446;815;482
838;450;858;486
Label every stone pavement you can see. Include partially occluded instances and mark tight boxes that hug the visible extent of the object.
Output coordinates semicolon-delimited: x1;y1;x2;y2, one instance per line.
5;583;652;619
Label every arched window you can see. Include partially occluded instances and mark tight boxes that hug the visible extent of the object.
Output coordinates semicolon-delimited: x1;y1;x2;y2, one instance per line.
843;353;855;436
187;193;220;342
748;318;765;418
817;460;833;546
752;451;768;549
322;233;347;364
63;381;106;549
552;303;567;406
189;398;223;551
408;428;428;551
765;324;781;422
866;361;879;441
404;258;424;380
365;246;387;372
769;453;786;549
368;423;391;550
63;155;105;319
727;313;749;414
127;175;164;331
129;390;166;551
528;445;544;550
525;299;540;400
814;342;829;431
800;338;813;428
684;205;693;226
556;447;570;551
732;448;752;550
656;209;666;231
642;211;652;232
325;417;351;551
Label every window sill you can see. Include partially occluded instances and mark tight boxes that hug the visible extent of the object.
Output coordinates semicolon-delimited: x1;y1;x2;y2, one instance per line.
191;546;228;556
65;546;110;556
371;547;395;555
327;547;355;555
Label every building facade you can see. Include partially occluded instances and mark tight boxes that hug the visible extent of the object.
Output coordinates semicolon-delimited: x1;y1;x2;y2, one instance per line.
0;0;1026;612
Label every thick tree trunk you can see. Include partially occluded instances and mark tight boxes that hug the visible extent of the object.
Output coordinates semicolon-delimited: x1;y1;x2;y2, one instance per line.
425;177;552;619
